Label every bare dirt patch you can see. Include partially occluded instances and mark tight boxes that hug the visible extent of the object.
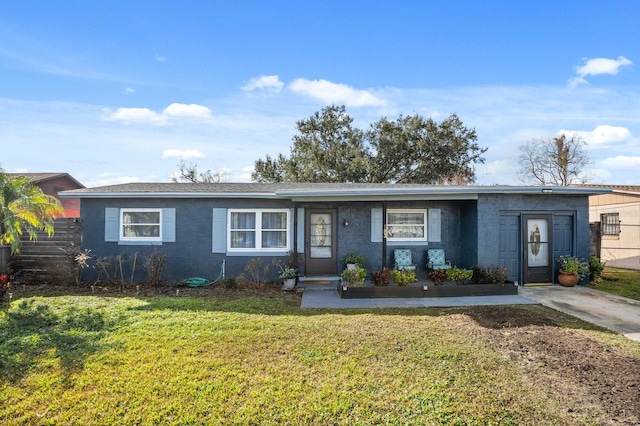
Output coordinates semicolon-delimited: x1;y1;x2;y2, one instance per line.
448;306;640;425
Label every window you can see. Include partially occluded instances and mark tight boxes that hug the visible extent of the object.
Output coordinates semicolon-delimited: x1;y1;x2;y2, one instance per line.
228;209;289;251
601;213;620;236
120;208;162;241
386;209;427;241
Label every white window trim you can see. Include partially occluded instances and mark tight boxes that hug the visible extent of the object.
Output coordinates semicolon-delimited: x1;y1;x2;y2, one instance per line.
120;208;163;242
386;209;428;242
227;209;290;252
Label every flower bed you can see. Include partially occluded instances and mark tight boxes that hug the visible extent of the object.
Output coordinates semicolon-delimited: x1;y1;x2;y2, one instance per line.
337;282;518;299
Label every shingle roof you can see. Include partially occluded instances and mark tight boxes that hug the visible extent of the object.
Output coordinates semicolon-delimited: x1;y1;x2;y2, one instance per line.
58;182;610;200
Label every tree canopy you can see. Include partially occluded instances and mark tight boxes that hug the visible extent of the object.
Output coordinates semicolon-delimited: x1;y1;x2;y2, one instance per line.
252;105;487;184
0;171;64;254
517;134;591;186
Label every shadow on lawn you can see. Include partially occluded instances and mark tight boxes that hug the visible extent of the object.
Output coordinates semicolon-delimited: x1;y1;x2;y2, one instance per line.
129;292;611;334
0;299;118;383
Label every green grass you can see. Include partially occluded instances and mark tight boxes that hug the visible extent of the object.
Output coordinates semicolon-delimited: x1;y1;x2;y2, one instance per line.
590;267;640;301
0;292;634;425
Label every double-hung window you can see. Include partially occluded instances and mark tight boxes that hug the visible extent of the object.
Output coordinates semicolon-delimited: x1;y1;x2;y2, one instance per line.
120;208;162;242
228;209;289;251
386;209;427;242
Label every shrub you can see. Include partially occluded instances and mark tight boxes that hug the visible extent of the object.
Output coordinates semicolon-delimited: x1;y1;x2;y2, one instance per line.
471;265;508;284
428;269;446;285
341;266;367;287
391;269;416;286
0;274;11;302
589;256;606;282
238;258;270;289
371;267;391;286
446;267;473;285
144;251;167;286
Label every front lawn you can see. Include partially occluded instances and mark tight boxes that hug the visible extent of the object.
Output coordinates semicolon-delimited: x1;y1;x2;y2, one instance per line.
590;266;640;301
1;290;639;425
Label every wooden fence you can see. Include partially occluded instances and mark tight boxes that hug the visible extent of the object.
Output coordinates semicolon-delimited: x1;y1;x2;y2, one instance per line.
12;218;82;283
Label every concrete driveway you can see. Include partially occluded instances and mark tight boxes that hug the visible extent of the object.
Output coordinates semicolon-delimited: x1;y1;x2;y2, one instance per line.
519;285;640;342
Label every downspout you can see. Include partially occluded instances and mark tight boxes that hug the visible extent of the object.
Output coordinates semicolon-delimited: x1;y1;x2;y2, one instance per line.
382;201;387;268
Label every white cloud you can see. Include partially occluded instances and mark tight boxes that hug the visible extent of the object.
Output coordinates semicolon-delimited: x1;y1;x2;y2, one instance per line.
155;55;167;62
568;56;632;88
241;75;284;93
289;78;386;107
558;125;634;148
104;107;167;125
598;156;640;170
163;103;212;119
104;102;212;125
125;87;135;94
161;149;206;159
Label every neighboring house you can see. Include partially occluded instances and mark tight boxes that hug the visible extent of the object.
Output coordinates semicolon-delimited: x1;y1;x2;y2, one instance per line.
583;185;640;270
8;172;85;218
59;183;608;284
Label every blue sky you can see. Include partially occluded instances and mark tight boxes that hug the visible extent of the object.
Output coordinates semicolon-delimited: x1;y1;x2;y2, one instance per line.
1;1;638;187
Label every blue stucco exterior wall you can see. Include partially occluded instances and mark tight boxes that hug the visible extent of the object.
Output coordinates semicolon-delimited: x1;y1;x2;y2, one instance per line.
81;197;296;282
476;193;591;283
79;192;592;285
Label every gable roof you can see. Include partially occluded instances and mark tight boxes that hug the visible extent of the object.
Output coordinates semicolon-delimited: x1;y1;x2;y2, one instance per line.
59;182;610;201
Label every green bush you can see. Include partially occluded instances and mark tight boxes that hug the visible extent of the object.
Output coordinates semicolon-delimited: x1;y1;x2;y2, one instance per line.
589;256;606;282
391;269;416;286
446;267;473;285
341;266;367;286
471;265;508;284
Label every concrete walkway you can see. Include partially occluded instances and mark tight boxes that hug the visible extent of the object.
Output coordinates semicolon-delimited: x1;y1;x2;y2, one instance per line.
300;285;640;342
519;285;640;342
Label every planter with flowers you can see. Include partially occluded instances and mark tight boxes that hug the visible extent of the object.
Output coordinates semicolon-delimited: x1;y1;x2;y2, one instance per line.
557;255;588;287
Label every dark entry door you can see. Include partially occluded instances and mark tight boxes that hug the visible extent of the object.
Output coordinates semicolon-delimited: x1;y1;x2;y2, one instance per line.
305;209;337;276
498;215;520;283
522;214;553;284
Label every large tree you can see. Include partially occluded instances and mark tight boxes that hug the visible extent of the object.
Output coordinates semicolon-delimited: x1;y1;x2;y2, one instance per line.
517;134;591;186
0;172;64;254
253;105;370;183
252;105;486;184
367;113;485;184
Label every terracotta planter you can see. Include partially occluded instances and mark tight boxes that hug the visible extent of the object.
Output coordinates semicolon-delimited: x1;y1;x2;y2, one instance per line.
558;271;579;287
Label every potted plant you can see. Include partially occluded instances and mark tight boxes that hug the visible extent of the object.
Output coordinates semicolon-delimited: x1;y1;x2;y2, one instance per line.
341;266;366;287
342;253;366;270
557;255;588;287
273;258;298;290
589;256;606;282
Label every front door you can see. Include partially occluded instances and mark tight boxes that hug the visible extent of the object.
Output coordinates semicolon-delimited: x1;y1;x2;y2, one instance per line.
305;209;337;276
522;214;553;284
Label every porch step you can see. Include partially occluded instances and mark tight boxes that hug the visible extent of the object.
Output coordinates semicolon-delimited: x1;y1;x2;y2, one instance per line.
298;276;341;291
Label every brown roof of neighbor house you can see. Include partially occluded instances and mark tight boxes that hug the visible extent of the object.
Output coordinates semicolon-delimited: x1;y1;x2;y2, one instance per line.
575;184;640;196
6;172;85;188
